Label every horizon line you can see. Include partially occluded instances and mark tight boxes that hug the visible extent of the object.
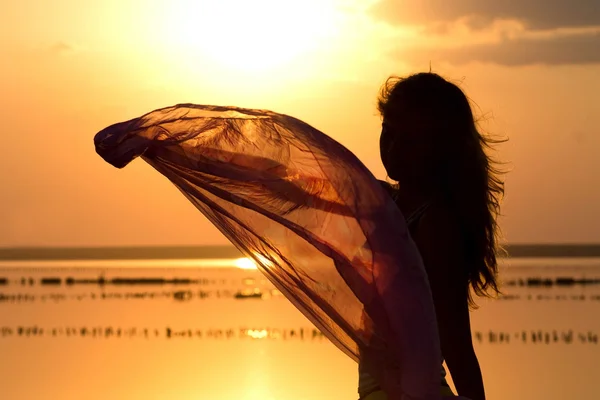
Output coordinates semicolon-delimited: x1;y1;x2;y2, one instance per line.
1;243;600;260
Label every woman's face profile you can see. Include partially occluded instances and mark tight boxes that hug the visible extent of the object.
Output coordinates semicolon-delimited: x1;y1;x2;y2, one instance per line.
380;110;435;184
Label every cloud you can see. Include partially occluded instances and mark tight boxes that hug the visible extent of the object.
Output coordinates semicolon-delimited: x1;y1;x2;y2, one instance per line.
369;0;600;30
394;31;600;66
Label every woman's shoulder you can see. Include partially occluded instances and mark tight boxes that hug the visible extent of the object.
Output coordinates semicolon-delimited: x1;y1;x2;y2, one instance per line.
377;179;397;197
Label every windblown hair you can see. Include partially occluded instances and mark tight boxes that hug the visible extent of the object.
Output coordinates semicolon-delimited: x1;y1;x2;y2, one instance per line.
377;72;506;308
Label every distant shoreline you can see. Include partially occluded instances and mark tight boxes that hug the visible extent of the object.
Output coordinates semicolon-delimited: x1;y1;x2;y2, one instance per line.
1;244;600;260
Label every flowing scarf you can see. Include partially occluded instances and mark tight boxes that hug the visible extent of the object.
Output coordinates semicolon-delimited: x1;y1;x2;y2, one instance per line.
94;104;445;400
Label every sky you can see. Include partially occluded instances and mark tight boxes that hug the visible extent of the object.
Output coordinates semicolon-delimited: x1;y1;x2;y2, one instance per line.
1;0;599;247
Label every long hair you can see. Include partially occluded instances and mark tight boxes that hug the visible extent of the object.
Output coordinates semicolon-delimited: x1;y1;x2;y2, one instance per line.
377;72;506;308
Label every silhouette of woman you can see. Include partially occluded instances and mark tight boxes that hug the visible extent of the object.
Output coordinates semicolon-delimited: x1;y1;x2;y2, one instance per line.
359;73;504;400
94;73;503;400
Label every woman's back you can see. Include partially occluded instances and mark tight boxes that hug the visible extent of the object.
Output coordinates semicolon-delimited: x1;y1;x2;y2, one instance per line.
358;182;455;400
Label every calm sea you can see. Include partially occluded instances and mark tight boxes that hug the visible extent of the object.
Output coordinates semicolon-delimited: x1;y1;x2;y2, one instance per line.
1;256;599;400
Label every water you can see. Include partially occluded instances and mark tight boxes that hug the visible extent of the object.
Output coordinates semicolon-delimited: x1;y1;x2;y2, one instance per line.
1;257;599;400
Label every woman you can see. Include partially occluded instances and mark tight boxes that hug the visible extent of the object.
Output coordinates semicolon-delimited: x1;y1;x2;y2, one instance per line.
94;73;502;400
359;73;505;400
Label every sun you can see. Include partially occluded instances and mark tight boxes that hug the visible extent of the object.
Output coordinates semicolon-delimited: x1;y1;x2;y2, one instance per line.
158;0;341;72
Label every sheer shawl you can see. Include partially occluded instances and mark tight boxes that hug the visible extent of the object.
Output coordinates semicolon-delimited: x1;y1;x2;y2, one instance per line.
94;104;443;400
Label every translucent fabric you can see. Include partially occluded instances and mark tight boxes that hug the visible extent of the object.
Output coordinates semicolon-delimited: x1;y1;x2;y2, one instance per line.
94;104;447;400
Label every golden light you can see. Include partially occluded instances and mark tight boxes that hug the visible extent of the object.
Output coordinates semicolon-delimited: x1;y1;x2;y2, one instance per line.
234;253;277;270
245;329;269;339
158;0;342;73
234;257;258;270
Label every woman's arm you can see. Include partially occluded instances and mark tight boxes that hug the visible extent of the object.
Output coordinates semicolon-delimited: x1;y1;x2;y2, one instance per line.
413;203;486;400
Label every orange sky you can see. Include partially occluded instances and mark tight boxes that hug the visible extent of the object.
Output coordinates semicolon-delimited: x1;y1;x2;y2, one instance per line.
1;0;599;247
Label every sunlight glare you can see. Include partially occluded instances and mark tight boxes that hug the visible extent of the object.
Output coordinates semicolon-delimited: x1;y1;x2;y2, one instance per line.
245;329;269;339
234;257;258;270
234;253;277;270
159;0;341;72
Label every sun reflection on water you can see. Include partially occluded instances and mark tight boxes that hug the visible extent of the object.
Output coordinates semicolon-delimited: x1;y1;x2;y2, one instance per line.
235;253;278;270
234;257;258;270
245;329;269;339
